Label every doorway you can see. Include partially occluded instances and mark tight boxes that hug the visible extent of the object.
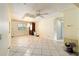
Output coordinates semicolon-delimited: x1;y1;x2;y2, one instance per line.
55;17;64;40
29;22;35;35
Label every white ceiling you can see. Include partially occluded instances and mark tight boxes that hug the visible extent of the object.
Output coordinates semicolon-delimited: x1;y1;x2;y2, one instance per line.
11;3;76;21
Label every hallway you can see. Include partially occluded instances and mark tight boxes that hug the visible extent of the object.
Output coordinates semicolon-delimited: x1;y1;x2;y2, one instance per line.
9;36;72;56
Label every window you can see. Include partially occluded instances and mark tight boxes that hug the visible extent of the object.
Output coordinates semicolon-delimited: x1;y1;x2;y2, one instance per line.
18;23;26;31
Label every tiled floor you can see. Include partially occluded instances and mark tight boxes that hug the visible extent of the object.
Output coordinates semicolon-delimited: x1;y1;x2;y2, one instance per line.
8;36;74;56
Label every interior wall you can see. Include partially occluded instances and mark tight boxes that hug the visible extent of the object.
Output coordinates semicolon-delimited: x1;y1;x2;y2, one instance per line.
38;18;54;39
63;5;79;53
0;4;9;55
11;20;29;37
63;6;79;40
36;12;64;40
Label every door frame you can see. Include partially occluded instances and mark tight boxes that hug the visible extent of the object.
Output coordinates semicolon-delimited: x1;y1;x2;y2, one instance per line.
54;17;64;41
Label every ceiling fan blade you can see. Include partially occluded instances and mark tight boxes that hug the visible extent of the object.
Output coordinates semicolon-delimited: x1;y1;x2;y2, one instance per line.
24;13;31;16
36;9;43;12
40;13;49;15
39;15;44;18
22;14;28;18
23;13;35;18
28;14;34;17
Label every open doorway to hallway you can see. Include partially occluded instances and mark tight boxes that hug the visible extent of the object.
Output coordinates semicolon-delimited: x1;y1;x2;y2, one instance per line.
55;17;64;41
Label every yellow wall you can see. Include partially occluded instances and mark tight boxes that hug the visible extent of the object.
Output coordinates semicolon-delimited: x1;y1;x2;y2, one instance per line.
63;6;79;53
11;20;29;37
64;6;78;39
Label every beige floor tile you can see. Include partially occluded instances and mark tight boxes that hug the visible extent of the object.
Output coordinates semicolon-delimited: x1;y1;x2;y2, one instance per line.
9;36;74;56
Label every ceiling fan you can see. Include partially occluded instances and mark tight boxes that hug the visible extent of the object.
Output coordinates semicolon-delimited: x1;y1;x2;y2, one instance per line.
23;9;49;18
